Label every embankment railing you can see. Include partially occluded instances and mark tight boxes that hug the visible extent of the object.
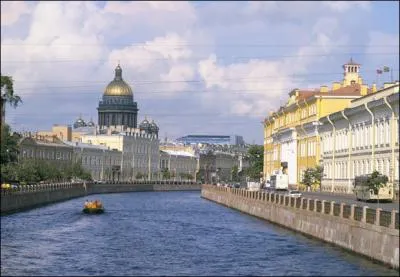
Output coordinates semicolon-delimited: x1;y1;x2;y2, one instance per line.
204;184;399;230
1;180;198;196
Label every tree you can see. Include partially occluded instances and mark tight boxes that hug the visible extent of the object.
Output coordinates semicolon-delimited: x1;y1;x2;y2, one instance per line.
366;170;388;207
231;165;239;182
314;166;324;191
161;168;171;180
302;168;315;191
246;145;264;181
1;76;22;127
136;172;144;180
0;124;20;165
301;166;324;192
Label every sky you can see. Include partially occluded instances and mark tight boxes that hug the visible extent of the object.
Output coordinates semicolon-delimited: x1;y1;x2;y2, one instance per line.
1;1;399;144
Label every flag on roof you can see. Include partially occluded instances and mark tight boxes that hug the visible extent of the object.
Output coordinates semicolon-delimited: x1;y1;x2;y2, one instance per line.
383;66;390;72
376;69;383;74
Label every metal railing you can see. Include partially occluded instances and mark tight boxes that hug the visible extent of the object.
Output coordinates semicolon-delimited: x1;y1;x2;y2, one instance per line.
204;185;399;230
366;208;376;224
1;180;199;196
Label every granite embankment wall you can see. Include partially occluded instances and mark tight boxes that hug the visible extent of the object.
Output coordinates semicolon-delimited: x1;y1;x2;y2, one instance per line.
1;182;201;215
201;185;400;269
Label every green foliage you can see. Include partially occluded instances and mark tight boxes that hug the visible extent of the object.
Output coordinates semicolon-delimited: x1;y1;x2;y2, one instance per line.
231;165;239;182
0;124;20;165
161;168;171;179
301;166;324;188
301;168;315;187
366;170;388;194
136;172;144;180
179;172;194;180
1;75;22;108
0;159;92;183
245;145;264;180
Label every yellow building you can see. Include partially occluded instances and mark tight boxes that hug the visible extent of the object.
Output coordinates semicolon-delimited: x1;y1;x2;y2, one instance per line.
263;59;376;186
37;124;95;142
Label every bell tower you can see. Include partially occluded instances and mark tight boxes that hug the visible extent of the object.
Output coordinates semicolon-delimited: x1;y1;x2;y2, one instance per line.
343;58;362;86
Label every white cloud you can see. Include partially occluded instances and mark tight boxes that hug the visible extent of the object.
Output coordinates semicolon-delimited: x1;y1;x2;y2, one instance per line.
323;1;371;12
1;1;32;26
0;1;398;143
108;32;199;98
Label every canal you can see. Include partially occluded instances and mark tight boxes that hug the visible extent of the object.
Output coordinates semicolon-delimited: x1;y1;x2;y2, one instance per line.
1;191;398;276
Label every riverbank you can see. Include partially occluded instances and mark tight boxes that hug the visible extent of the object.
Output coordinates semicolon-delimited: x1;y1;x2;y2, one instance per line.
201;185;399;270
1;182;201;215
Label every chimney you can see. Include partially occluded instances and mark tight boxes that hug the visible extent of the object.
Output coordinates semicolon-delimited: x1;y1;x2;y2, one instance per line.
320;85;329;93
360;84;368;96
372;83;377;93
332;82;341;90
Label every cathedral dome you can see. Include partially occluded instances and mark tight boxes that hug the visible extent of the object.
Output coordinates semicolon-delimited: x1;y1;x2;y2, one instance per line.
139;118;151;132
87;118;95;127
104;64;133;96
73;115;86;129
150;120;159;133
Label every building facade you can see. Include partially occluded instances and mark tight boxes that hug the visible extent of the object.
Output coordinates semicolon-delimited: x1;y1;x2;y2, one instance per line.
197;150;248;184
263;59;376;185
18;135;73;167
319;82;399;196
159;149;198;180
81;133;159;181
63;141;122;181
37;124;96;143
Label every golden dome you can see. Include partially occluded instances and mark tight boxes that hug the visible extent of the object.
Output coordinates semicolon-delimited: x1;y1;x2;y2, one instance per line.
104;64;133;96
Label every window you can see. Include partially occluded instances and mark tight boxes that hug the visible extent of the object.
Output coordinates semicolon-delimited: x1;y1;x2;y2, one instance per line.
377;159;382;173
386;159;391;177
301;109;308;119
385;120;390;144
381;121;385;144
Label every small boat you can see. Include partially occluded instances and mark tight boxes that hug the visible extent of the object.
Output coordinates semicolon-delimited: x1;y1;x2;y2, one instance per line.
82;207;104;214
83;200;104;214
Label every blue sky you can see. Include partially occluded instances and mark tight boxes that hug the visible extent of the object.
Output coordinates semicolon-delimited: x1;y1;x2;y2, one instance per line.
1;1;399;144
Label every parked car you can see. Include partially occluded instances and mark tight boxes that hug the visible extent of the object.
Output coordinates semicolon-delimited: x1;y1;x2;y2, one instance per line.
287;190;302;198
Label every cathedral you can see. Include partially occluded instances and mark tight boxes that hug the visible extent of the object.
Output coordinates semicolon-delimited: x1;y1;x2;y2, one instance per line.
73;64;159;137
78;64;160;181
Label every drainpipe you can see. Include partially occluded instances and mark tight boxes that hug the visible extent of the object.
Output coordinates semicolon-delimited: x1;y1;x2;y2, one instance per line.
327;114;335;192
296;101;309;184
341;110;352;193
383;96;395;197
364;103;375;171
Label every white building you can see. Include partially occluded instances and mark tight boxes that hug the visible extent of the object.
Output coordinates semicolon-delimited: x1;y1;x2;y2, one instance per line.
64;141;122;181
319;82;399;197
81;132;159;181
159;149;199;180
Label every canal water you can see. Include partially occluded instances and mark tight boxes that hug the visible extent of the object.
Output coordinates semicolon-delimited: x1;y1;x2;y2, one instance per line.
1;191;398;276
